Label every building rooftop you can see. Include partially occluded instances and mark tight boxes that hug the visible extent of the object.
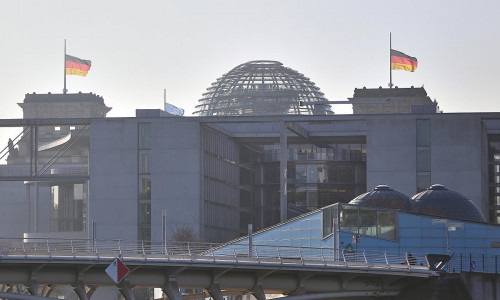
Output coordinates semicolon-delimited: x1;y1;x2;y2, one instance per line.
352;86;429;98
21;92;107;105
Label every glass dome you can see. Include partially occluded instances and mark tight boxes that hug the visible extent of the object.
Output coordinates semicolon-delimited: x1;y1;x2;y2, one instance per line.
349;185;411;210
194;60;333;116
411;184;486;222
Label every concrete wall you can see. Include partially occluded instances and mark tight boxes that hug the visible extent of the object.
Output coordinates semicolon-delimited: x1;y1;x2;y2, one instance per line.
431;115;485;213
0;181;28;237
366;116;417;196
461;272;500;300
150;119;201;241
366;114;486;211
89;119;139;240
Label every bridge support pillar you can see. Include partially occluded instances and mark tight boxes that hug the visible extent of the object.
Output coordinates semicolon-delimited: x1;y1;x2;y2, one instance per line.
41;284;54;298
27;282;39;296
73;281;89;300
118;280;136;300
207;283;223;300
252;284;266;300
162;278;182;300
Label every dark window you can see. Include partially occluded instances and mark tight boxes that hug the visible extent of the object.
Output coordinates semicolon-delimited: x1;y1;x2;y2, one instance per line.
416;119;431;192
138;123;151;241
416;119;431;147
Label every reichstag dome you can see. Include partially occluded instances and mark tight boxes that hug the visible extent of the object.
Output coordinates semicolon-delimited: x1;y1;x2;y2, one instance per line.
194;60;333;116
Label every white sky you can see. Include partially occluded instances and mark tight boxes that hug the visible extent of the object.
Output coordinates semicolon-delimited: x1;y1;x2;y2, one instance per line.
1;0;500;120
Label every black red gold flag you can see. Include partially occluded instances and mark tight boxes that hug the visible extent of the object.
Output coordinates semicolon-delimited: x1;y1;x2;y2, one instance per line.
65;54;91;76
390;49;418;72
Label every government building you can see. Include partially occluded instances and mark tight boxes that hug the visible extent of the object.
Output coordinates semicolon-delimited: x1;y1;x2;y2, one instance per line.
1;60;499;245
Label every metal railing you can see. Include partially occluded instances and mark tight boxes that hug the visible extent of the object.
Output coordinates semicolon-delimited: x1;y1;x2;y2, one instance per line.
447;253;500;274
0;238;434;273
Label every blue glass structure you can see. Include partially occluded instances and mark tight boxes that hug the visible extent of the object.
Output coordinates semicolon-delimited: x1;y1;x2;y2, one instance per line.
215;185;500;273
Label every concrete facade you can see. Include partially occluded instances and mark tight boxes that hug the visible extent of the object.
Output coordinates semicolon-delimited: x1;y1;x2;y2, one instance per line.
2;112;500;243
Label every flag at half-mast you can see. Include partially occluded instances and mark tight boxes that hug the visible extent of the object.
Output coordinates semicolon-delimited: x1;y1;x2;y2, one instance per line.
390;49;418;72
65;54;91;76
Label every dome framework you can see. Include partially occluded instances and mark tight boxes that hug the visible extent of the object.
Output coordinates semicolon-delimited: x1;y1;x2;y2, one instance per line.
194;60;332;116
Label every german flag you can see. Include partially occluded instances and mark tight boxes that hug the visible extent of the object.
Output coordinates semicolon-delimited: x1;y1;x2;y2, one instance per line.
391;49;418;72
66;54;91;76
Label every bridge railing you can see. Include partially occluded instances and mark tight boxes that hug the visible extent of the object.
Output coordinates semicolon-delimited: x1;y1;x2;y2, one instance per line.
446;253;500;274
0;238;432;273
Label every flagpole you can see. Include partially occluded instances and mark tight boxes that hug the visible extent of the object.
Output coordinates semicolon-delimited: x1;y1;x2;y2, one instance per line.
63;39;67;94
389;32;393;88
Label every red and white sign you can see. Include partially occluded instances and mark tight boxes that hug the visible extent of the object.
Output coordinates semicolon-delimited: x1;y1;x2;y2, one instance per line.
105;257;130;283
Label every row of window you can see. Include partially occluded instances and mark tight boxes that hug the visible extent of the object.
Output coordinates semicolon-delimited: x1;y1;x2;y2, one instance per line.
204;178;240;207
264;164;363;184
263;144;366;162
416;119;431;192
138;123;151;241
204;202;239;229
322;204;396;240
50;183;87;232
488;136;500;223
203;128;238;161
204;153;239;184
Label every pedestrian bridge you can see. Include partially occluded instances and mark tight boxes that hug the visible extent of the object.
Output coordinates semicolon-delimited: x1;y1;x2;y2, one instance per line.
0;239;438;300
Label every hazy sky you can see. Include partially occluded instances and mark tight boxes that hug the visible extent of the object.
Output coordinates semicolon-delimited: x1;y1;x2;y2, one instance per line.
1;0;500;120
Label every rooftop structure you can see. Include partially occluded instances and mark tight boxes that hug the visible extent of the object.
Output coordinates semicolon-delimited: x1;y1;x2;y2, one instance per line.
350;86;439;114
194;60;332;116
18;92;111;119
349;184;411;210
412;184;486;222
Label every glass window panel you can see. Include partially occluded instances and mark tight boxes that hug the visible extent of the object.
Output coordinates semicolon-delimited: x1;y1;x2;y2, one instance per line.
377;210;396;240
359;207;377;236
340;205;358;233
416;119;431;147
296;165;307;183
139;150;151;175
416;148;431;172
307;164;318;183
139;176;151;200
138;123;151;149
73;184;84;200
138;201;151;225
417;172;431;192
322;206;333;238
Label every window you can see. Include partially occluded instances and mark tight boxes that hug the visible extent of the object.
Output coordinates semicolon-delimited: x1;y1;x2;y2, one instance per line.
322;205;338;238
138;123;151;241
139;151;151;175
138;123;151;150
377;210;396;240
339;205;396;240
416;119;431;192
359;207;377;236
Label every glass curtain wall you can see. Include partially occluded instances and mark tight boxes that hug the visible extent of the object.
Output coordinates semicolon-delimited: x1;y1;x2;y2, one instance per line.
51;182;88;232
488;135;500;223
202;127;241;242
338;204;396;240
262;143;366;227
138;123;151;241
